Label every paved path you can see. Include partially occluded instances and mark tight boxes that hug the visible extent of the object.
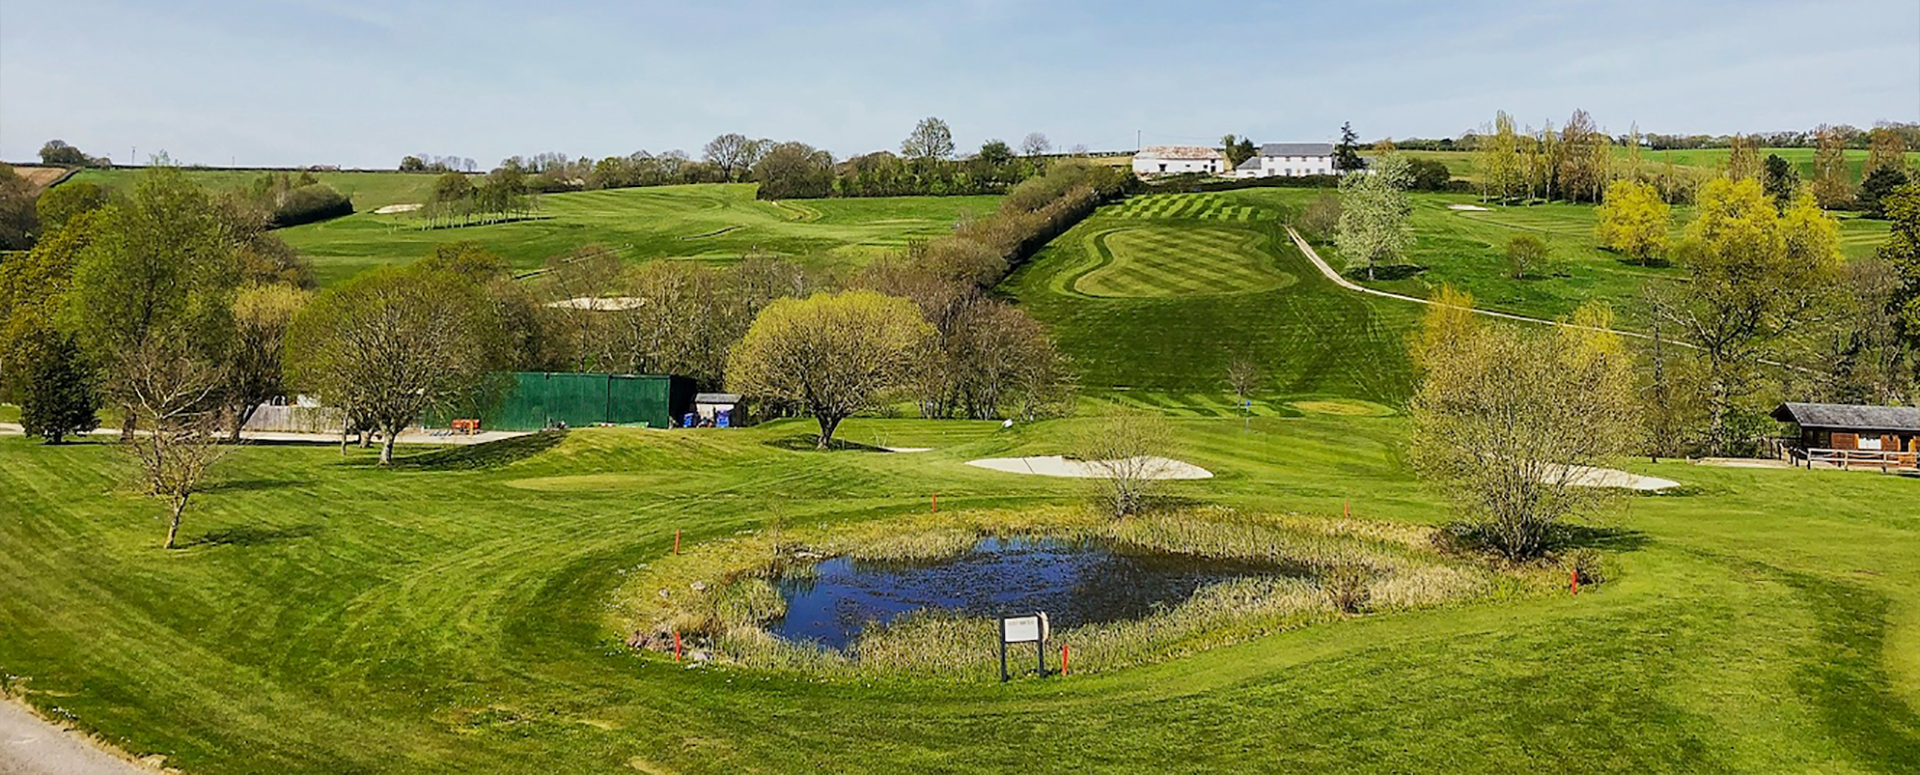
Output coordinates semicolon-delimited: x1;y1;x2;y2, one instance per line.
1;698;152;775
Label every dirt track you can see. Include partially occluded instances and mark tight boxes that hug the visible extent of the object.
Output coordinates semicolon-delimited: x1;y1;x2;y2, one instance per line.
1;697;153;775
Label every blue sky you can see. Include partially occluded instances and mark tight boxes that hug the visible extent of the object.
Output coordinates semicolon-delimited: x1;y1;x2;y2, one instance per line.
2;0;1917;168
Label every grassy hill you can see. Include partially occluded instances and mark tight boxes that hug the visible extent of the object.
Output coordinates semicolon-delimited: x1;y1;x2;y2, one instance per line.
66;167;444;210
1394;147;1920;185
1002;190;1422;410
281;184;1000;285
1;417;1916;774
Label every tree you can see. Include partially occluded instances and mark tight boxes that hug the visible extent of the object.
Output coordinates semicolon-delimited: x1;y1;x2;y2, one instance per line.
16;330;98;443
1811;124;1853;209
1863;126;1910;178
976;139;1016;167
1477;111;1523;202
67;167;240;440
1334;153;1414;280
35;181;110;234
1076;409;1173;518
1;209;102;395
1881;184;1920;359
1297;193;1342;240
901;117;955;162
1225;357;1259;427
223;284;309;440
285;264;508;465
1726;134;1761;181
751;142;835;200
1762;154;1799;211
1021;132;1052;158
1333;122;1364;174
1555;109;1609;203
703;133;758;181
1858;167;1911;219
1409;300;1640;560
399;155;428;172
725;290;933;448
121;339;230;549
38;140;91;167
0;164;36;250
1505;233;1549;279
1594;180;1671;265
1655;179;1842;454
1221;135;1258;168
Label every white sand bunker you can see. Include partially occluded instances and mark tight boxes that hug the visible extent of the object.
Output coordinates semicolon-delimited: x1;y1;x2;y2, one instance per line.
374;203;423;214
967;455;1214;480
1553;465;1680;491
1448;204;1491;211
546;297;647;311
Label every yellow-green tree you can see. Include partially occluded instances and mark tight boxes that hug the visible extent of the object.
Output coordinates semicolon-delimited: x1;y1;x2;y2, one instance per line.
1595;180;1671;264
726;290;934;448
1811;125;1853;209
1655;179;1842;453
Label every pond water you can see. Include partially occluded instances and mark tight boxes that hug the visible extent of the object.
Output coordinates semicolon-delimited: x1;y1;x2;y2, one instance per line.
772;536;1297;650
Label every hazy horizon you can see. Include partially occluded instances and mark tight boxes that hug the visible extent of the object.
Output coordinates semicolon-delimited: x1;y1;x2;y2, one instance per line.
3;0;1917;169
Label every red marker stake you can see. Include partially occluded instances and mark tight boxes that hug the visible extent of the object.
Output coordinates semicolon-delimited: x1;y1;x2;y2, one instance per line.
1570;568;1579;596
1062;644;1070;676
1344;500;1350;519
673;529;681;556
673;631;683;661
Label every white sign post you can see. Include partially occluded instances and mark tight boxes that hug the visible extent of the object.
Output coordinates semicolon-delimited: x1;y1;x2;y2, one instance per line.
999;612;1051;682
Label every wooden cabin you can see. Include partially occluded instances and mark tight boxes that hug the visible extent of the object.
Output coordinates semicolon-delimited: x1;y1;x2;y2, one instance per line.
1772;402;1920;470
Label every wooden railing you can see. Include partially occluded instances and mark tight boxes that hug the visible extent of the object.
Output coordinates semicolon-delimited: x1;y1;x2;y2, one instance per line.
1789;446;1919;472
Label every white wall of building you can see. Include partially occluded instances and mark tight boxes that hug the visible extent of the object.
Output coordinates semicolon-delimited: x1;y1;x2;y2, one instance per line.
1132;157;1223;176
1256;155;1336;177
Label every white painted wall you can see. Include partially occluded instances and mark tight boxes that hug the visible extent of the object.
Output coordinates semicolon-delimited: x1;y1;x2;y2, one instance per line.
1131;157;1223;176
1255;155;1337;177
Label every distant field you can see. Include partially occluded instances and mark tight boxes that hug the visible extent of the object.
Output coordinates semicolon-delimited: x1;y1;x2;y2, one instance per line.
1003;189;1420;404
64;167;443;210
1392;147;1920;185
6;165;73;191
282;184;1000;285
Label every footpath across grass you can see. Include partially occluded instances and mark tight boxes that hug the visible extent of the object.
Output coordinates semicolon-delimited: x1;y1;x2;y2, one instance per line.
1;418;1917;773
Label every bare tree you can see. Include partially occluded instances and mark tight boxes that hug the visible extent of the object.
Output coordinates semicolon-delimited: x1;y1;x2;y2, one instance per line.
1225;357;1260;425
901;117;956;162
702;133;757;182
1020;132;1052;158
223;284;309;440
1077;409;1174;518
121;341;231;549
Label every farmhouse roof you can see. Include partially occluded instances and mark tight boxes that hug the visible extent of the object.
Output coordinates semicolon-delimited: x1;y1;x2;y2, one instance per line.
1135;145;1222;161
1235;156;1261;171
1259;142;1335;157
1771;402;1920;433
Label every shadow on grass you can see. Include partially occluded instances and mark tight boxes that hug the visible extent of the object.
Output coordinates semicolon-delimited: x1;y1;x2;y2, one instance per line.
381;431;568;471
762;434;888;453
1344;264;1427;282
205;476;316;493
1555;524;1653;553
179;523;322;549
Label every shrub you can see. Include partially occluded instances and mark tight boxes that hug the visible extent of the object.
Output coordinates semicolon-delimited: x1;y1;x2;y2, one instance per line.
1298;193;1341;240
1564;548;1607;586
1320;564;1374;613
1505;233;1548;279
269;183;353;227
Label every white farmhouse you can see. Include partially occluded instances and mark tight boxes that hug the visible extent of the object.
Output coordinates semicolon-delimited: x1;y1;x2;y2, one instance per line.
1234;142;1339;178
1131;145;1225;177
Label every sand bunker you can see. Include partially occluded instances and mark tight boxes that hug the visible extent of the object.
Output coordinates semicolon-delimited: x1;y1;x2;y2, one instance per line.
1553;464;1680;491
546;297;648;311
1448;204;1491;212
374;203;423;214
966;455;1213;480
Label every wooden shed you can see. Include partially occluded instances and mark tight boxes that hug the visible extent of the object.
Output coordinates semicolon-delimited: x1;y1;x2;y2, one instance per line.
1772;402;1920;469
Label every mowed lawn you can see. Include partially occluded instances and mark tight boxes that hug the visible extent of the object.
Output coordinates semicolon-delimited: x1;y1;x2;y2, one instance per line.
1393;147;1920;184
1;417;1917;774
283;184;1000;285
1003;189;1420;409
66;168;444;210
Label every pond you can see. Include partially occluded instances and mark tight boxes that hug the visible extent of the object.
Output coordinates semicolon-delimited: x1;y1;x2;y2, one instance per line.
772;536;1299;650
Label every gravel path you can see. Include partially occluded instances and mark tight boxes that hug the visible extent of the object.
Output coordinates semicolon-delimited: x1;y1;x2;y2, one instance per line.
1;698;153;775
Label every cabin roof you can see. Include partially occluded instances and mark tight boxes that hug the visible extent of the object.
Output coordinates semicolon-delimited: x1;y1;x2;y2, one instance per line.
1772;402;1920;433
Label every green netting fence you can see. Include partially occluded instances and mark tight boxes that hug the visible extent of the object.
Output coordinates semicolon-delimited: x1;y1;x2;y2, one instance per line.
450;372;694;431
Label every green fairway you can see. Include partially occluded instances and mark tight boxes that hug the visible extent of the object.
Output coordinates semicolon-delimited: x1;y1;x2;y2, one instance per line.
2;416;1917;774
281;184;1000;285
1002;189;1420;403
1394;147;1920;184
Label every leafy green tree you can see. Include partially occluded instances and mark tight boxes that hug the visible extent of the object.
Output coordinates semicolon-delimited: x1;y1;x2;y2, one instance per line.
1762;154;1799;211
1334;153;1414;280
1858;166;1911;219
976;139;1016;167
1333;122;1364;173
901;117;955;162
0;209;102;385
1811;124;1853;209
66;167;241;438
1594;180;1671;265
17;330;98;443
1477;111;1523;202
286;264;508;465
752;142;835;200
726;290;933;448
35;181;110;234
38;140;91;166
222;284;309;440
0;163;36;250
1654;179;1842;454
1221;135;1258;168
1880;183;1920;355
1505;233;1549;279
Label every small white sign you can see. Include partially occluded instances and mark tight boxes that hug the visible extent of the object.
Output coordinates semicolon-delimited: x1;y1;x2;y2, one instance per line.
1003;615;1042;643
